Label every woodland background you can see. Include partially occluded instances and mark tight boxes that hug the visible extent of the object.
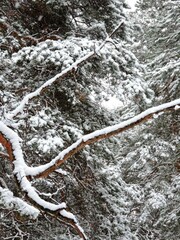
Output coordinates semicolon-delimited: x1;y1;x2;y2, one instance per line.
0;0;179;239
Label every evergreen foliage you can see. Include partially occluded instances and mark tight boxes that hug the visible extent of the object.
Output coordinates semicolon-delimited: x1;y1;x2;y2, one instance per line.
0;0;179;239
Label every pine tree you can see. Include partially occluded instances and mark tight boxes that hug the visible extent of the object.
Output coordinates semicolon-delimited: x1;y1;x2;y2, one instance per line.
0;1;179;239
0;1;152;239
120;1;180;239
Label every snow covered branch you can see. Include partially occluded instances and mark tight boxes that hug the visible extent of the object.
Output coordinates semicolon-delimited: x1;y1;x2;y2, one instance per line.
8;21;124;119
0;151;9;159
0;122;87;240
0;185;39;219
0;99;179;239
24;98;180;178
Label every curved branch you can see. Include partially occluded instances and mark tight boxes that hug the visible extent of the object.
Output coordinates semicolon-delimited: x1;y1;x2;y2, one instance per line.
24;99;180;178
0;99;179;238
0;122;87;240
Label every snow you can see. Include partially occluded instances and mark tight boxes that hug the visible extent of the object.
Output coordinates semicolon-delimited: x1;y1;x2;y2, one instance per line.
148;192;167;210
81;99;180;142
125;0;137;12
2;98;180;178
60;209;77;222
23;98;180;177
8;50;93;119
55;168;68;175
0;121;85;232
30;135;64;153
8;21;124;119
0;121;68;215
0;186;39;219
0;98;179;226
175;105;180;110
101;96;123;110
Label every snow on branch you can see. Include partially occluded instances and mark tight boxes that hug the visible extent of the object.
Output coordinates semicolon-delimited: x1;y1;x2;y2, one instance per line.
0;122;87;240
0;185;39;219
0;99;179;239
24;99;180;178
8;21;124;119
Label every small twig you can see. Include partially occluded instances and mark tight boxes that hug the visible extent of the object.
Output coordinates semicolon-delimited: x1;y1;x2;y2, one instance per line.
0;151;9;159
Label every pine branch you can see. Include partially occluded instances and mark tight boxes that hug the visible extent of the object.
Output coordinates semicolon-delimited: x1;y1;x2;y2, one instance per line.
0;123;87;240
7;21;124;119
0;99;179;239
26;99;180;178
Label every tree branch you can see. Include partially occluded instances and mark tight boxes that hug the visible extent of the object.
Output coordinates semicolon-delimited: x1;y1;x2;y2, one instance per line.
0;184;39;219
0;99;179;239
7;21;124;119
25;99;180;178
0;21;62;52
0;122;87;240
0;151;9;159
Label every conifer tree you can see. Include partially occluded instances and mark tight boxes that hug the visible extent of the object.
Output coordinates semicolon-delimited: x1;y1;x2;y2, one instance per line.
0;1;179;239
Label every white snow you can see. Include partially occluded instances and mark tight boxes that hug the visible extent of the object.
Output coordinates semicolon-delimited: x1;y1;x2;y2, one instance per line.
24;98;180;177
60;209;77;222
0;97;179;237
101;96;123;110
8;21;124;119
8;51;93;119
34;136;64;153
148;192;167;210
0;121;85;231
175;105;180;110
0;186;39;219
0;121;67;214
125;0;137;12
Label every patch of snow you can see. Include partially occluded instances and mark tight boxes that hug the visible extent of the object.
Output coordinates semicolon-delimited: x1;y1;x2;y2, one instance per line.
101;96;123;111
148;192;167;210
175;105;180;110
0;186;39;219
125;0;137;12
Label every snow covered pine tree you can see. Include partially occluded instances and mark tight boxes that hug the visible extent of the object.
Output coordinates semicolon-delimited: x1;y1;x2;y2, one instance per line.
0;0;179;239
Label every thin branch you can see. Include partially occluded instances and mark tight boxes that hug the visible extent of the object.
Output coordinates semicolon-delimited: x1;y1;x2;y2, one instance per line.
7;21;124;119
0;151;9;159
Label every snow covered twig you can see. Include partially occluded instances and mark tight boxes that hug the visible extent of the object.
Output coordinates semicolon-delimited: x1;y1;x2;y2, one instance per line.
0;185;39;219
0;151;9;159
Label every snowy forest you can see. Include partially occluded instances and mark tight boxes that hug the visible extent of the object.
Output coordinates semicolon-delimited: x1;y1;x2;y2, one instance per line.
0;0;179;239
